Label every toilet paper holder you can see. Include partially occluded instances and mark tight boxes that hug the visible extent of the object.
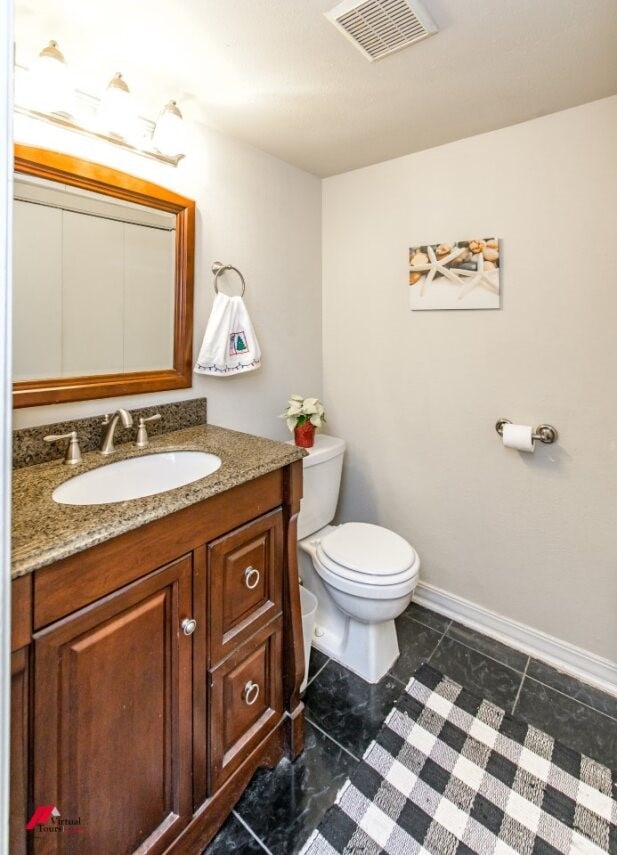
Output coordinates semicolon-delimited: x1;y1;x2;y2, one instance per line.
495;419;558;444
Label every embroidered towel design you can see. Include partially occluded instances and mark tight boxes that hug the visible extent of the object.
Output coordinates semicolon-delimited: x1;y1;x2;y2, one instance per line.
194;293;261;376
229;331;248;355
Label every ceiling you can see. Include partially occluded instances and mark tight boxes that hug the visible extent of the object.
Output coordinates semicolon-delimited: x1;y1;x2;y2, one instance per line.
14;0;617;176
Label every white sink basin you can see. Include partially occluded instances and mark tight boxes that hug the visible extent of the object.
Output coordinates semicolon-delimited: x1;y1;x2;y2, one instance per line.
52;451;222;505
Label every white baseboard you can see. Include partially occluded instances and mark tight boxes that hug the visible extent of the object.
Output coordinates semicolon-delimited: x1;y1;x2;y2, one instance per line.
413;582;617;699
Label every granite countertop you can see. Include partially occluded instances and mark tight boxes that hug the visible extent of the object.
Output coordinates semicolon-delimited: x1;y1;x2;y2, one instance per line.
12;424;306;579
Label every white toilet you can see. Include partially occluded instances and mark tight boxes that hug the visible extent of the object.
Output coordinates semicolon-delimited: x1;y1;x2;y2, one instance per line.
296;435;420;683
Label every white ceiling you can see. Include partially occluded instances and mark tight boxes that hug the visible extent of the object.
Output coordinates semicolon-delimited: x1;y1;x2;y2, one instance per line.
14;0;617;176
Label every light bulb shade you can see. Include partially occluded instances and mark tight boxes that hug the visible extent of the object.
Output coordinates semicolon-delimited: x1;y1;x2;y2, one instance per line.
97;72;136;141
28;40;75;117
152;101;187;158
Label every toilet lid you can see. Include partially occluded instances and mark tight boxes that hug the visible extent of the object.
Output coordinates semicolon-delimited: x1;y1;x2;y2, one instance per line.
320;522;416;577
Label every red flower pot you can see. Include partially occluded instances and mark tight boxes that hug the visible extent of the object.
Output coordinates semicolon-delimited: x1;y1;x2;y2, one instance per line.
294;422;316;448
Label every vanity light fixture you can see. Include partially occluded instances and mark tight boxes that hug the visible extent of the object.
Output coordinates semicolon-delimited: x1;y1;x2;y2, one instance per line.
14;46;185;166
97;72;136;142
28;40;75;117
152;100;187;158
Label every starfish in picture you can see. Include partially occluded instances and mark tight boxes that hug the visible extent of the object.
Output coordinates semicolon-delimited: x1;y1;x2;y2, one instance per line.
455;254;499;299
410;245;468;295
410;245;499;299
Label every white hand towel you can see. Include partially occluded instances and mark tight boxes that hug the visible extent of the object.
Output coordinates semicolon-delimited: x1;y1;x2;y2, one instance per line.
194;293;261;376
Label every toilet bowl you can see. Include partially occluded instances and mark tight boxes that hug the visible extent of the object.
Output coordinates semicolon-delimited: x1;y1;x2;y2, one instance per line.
293;435;420;683
299;522;419;682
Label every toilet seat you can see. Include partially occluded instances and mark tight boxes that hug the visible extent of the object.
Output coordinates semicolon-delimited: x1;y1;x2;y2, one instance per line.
313;522;420;599
314;549;419;599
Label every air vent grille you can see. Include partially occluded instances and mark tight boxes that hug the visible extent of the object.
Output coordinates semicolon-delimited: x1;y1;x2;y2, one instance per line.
326;0;437;62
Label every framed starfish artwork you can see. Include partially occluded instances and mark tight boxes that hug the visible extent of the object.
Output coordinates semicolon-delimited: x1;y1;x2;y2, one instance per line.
409;238;501;310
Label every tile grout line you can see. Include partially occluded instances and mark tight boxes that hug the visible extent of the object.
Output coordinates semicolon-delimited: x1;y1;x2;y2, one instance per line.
437;634;527;676
510;656;530;715
446;625;529;668
231;809;274;855
390;618;451;687
426;636;445;665
304;714;361;763
305;657;330;689
444;630;617;719
419;619;617;721
426;611;617;715
523;674;617;722
426;619;451;663
401;612;452;634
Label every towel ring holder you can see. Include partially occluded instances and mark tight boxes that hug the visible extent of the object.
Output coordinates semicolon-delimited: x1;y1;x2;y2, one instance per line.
212;262;246;297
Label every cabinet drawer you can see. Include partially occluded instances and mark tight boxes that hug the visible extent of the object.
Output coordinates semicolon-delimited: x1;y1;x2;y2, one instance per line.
209;618;283;792
208;509;283;664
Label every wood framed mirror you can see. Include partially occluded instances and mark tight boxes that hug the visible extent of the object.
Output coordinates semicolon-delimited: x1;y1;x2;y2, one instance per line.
12;144;195;408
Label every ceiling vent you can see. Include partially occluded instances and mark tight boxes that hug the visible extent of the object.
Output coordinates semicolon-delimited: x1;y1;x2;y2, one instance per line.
325;0;438;62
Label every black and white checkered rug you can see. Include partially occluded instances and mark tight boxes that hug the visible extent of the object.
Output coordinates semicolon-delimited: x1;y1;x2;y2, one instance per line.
302;664;617;854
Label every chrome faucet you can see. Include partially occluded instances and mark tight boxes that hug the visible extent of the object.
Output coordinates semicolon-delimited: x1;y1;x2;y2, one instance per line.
100;409;133;455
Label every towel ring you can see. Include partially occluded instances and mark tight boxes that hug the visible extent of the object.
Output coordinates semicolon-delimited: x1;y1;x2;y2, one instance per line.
212;262;246;297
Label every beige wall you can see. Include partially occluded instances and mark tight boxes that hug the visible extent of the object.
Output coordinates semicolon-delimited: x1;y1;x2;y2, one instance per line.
322;96;617;662
12;113;322;441
13;96;617;662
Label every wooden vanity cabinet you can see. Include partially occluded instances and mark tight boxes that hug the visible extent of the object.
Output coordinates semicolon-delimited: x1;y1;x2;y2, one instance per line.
11;462;305;855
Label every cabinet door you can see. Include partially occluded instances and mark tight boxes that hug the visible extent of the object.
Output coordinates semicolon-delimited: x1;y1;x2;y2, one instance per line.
209;618;283;793
10;647;29;855
32;555;193;855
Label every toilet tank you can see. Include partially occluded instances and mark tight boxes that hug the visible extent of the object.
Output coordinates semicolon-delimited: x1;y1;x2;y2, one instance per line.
295;434;346;540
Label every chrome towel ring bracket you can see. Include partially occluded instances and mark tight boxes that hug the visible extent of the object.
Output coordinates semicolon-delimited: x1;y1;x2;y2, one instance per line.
212;261;246;297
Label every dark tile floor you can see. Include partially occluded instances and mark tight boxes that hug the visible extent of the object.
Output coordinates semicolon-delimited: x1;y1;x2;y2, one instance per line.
204;601;617;854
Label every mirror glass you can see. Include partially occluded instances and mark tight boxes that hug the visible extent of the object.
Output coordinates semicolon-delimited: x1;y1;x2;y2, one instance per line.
13;174;176;381
12;145;194;409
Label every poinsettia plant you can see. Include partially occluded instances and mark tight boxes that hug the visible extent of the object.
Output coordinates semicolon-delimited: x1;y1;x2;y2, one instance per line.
280;395;327;432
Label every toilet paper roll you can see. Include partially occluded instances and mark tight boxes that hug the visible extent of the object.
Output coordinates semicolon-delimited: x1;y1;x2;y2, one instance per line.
502;423;535;453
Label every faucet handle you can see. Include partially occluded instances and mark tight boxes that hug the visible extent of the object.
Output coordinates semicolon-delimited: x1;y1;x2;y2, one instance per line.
44;431;82;465
136;413;162;448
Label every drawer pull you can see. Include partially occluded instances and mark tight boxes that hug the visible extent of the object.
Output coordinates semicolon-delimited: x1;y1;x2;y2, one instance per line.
181;617;197;636
244;566;260;590
242;680;260;706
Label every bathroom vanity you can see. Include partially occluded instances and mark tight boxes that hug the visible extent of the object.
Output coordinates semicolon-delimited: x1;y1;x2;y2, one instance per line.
10;423;306;854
